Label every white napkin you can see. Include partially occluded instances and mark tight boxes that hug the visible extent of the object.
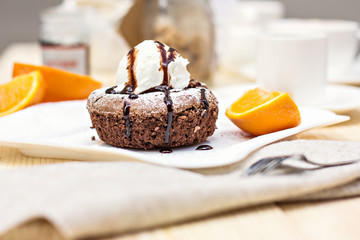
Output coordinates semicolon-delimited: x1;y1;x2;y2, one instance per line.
1;140;360;240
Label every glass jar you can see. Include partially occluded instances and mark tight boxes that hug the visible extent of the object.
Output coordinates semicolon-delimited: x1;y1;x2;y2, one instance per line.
144;0;215;85
39;0;90;75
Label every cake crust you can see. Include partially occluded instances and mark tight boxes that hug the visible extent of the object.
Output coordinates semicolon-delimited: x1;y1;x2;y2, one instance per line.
87;86;218;149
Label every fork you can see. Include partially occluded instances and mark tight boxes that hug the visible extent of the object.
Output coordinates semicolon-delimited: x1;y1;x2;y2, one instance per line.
242;154;359;177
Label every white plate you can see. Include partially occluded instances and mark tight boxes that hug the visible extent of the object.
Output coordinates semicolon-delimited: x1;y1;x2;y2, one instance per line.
0;88;349;169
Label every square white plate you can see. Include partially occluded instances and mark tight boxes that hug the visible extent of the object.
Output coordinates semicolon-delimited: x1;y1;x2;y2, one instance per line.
0;86;349;169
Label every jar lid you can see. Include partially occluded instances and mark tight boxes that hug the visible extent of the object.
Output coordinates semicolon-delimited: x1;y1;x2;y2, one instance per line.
40;0;89;45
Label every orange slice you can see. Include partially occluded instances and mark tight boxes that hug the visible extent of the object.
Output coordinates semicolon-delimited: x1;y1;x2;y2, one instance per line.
0;71;45;117
225;88;301;136
13;63;102;102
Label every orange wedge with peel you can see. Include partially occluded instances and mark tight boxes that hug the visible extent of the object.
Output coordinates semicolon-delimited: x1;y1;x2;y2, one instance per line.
0;71;45;117
13;62;102;102
225;88;301;136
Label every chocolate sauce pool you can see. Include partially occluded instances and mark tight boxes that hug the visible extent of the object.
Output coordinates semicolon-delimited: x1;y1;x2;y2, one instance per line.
196;145;213;150
159;148;173;153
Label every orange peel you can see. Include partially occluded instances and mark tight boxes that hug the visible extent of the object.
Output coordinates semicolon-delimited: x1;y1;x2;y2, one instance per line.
0;71;45;117
225;88;301;136
13;62;102;102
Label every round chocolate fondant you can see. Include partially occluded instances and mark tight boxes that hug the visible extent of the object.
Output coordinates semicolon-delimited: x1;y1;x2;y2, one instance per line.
87;84;218;149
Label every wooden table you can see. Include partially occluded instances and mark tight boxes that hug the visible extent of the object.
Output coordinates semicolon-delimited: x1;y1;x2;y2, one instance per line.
2;44;360;240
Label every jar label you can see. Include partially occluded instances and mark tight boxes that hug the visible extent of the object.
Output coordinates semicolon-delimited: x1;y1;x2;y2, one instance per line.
41;44;89;75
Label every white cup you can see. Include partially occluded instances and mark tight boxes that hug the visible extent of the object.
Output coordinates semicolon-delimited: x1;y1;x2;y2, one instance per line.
267;19;359;78
220;1;285;71
257;33;327;105
233;0;285;27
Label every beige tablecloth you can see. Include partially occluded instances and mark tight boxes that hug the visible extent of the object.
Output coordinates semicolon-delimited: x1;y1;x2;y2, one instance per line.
1;140;360;240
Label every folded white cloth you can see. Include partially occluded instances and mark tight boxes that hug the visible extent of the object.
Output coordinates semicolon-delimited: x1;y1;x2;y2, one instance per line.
1;140;360;240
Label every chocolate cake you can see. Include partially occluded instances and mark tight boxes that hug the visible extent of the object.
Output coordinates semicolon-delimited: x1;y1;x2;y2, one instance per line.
87;82;218;149
87;40;218;150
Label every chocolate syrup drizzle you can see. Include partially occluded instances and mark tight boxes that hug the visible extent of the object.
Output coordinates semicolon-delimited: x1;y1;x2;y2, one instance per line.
105;49;139;138
155;41;177;86
155;86;173;144
154;41;179;144
196;145;213;150
121;48;138;94
164;90;173;144
105;86;138;99
105;86;117;94
105;49;140;98
200;88;209;118
123;101;131;138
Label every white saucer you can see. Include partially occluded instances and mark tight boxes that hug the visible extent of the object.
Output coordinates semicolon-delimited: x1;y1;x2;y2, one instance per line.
328;72;360;85
328;55;360;85
238;62;360;86
317;84;360;113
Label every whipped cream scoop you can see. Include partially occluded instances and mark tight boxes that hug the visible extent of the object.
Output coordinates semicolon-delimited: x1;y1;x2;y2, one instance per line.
116;40;191;94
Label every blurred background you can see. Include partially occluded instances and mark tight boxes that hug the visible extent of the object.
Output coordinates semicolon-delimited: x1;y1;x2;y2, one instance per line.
1;0;359;53
1;0;360;85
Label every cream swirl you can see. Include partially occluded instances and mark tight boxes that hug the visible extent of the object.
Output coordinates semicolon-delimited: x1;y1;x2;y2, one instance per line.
115;40;191;94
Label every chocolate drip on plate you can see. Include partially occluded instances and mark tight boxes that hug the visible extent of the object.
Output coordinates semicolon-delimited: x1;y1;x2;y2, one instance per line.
159;147;173;153
200;88;209;118
196;145;213;150
123;101;131;138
